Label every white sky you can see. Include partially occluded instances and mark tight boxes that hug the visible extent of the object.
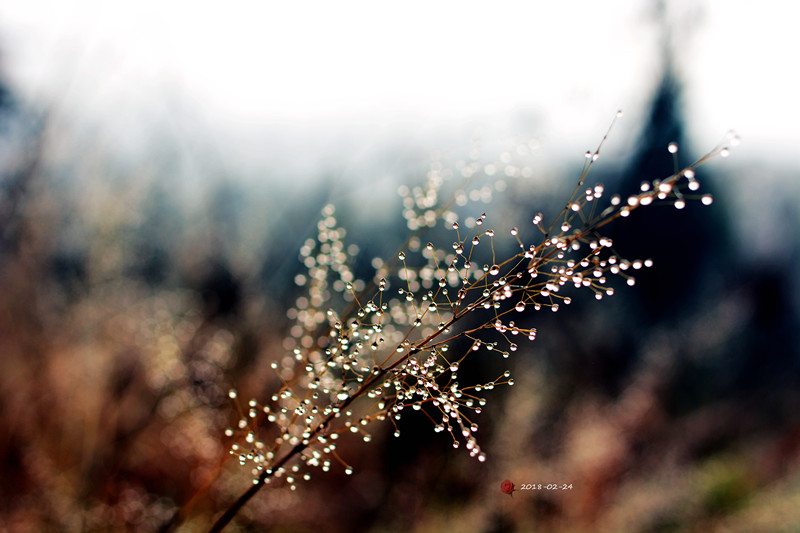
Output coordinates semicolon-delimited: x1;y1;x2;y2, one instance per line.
0;0;797;168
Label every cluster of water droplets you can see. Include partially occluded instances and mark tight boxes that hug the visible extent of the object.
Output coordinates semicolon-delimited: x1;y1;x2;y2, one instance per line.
222;123;735;490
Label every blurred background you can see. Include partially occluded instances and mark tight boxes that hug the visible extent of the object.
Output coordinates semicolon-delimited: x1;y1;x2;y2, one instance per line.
1;1;798;532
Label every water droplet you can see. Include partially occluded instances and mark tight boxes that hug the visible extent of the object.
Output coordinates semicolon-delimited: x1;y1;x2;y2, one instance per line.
398;252;405;261
515;301;526;312
668;142;678;154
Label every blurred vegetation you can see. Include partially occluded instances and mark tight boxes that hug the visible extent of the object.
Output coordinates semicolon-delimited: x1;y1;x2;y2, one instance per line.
1;45;800;533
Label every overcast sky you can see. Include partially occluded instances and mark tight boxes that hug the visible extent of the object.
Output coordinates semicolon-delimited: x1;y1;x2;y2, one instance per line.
0;1;797;170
